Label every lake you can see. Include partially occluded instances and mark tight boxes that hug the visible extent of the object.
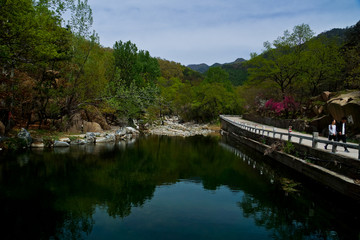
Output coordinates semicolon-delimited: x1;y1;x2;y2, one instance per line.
0;135;359;240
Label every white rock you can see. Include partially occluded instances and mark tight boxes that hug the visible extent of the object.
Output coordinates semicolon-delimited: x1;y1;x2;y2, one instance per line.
54;141;70;147
31;142;45;148
126;127;139;134
59;137;71;143
115;128;127;136
70;139;86;145
96;134;116;143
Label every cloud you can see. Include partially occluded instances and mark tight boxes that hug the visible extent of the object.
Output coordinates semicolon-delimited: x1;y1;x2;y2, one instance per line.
88;0;360;65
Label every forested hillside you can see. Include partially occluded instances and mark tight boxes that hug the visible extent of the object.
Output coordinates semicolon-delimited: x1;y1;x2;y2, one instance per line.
0;0;359;134
0;0;243;134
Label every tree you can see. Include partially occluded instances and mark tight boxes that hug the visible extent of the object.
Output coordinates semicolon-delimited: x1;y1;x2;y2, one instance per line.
113;40;138;86
246;24;315;99
343;20;360;89
136;50;160;86
300;36;344;95
0;0;74;128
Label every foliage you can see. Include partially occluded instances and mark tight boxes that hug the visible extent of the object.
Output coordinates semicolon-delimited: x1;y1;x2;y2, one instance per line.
280;178;301;193
1;0;360;130
243;22;359;118
0;137;27;151
106;78;159;121
247;24;315;99
264;96;299;117
282;141;295;154
343;20;360;89
113;40;160;87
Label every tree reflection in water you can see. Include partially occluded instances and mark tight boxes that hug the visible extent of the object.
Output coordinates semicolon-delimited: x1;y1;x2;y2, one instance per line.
0;135;359;240
222;139;359;240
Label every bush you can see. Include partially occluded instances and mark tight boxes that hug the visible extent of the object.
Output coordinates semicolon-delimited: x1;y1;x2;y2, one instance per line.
0;138;28;151
283;141;295;154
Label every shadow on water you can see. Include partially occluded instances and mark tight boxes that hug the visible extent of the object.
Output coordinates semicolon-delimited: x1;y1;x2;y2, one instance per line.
0;135;359;239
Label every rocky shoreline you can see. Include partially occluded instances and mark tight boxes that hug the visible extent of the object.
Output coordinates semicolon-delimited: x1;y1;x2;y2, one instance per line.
146;116;217;137
0;117;219;151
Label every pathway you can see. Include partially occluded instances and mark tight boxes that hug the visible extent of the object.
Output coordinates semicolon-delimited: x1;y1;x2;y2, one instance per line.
223;116;359;160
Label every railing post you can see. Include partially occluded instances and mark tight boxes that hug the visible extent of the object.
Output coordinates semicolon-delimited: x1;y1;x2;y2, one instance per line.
299;137;303;144
273;128;276;138
262;126;265;136
332;142;337;153
312;132;319;148
288;126;292;142
358;143;360;160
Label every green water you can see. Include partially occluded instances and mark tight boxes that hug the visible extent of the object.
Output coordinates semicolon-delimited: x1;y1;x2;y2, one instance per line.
0;135;359;240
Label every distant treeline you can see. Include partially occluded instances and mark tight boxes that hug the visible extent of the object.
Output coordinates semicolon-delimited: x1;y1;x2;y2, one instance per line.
0;1;359;130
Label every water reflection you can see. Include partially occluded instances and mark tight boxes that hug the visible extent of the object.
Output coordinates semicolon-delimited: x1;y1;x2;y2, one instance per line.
0;136;359;239
221;137;360;240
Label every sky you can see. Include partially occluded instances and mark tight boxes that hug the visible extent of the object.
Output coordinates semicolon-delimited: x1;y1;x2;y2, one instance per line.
88;0;360;66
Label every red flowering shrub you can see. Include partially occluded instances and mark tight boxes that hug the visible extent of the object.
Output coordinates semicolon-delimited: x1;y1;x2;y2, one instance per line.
264;96;299;116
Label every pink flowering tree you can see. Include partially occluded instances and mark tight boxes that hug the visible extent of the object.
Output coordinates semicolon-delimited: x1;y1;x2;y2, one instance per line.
264;96;299;118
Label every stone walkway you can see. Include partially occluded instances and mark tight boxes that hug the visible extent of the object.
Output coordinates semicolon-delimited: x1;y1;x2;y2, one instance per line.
224;116;359;160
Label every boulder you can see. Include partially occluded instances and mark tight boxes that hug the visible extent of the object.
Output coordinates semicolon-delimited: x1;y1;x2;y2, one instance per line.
115;128;127;136
85;132;96;144
70;139;86;145
85;122;102;133
327;91;360;129
66;109;104;133
84;105;111;130
321;91;332;102
126;127;139;135
66;112;84;133
17;128;32;147
54;140;70;147
31;142;45;148
0;121;5;135
59;137;71;143
96;134;115;143
309;115;333;136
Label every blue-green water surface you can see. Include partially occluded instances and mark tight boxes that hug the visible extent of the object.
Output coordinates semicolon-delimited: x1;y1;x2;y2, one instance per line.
0;135;359;240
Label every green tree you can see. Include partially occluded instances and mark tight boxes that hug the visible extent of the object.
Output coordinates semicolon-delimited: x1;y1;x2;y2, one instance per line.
300;36;344;96
113;40;138;86
247;24;315;99
343;20;360;89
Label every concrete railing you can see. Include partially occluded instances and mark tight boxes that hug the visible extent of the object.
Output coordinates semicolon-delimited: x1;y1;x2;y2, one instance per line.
220;115;360;160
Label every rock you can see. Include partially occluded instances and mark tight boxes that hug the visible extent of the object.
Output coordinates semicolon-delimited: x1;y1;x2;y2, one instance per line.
17;128;32;147
321;91;332;102
66;112;84;132
85;122;103;133
309;115;332;135
70;139;86;145
66;109;104;133
85;132;96;144
312;105;324;116
54;140;70;147
0;121;5;135
84;105;111;130
59;137;71;143
327;91;360;129
115;128;127;136
96;134;115;143
31;142;45;148
126;127;139;135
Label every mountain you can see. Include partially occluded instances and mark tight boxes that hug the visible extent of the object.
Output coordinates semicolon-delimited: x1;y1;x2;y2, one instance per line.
316;28;348;44
187;58;246;73
186;63;209;73
187;58;248;86
186;24;353;86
